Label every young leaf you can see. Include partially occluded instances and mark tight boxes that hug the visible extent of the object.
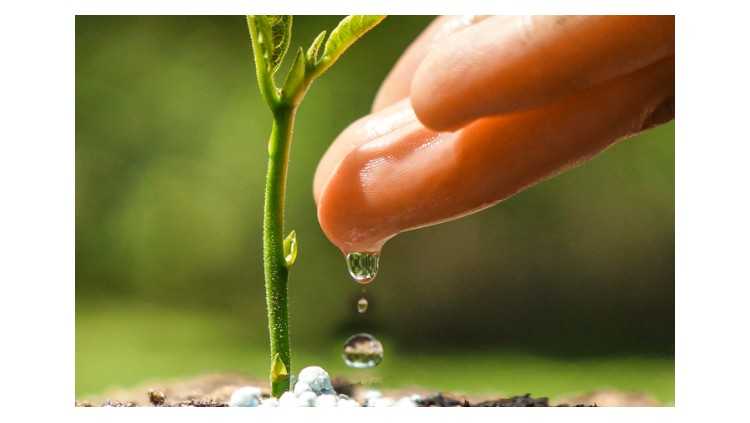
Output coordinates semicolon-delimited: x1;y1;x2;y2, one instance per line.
283;230;298;267
317;16;386;74
246;16;278;106
255;15;293;75
306;30;327;65
270;353;289;384
282;48;307;103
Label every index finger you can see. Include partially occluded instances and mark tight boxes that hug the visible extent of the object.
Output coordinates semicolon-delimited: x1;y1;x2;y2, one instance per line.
410;15;675;131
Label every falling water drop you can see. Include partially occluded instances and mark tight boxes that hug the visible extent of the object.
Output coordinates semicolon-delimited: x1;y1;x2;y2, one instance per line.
344;254;382;368
342;333;383;368
345;252;380;284
357;297;368;314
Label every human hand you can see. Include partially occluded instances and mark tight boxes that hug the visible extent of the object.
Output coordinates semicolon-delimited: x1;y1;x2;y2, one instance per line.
314;16;675;254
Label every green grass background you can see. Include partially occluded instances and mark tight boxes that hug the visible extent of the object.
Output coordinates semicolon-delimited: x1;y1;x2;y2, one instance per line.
76;305;673;402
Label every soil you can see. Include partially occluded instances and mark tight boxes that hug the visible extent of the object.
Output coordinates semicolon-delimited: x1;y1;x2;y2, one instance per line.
75;373;661;407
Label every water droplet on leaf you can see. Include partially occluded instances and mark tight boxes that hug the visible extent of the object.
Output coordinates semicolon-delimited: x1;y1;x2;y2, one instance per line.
342;333;383;368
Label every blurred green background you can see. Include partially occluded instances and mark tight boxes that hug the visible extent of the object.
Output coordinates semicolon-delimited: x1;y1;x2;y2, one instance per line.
76;16;674;402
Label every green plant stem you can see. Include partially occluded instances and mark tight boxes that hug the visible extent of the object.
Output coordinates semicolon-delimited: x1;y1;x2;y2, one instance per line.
263;105;296;397
248;14;384;398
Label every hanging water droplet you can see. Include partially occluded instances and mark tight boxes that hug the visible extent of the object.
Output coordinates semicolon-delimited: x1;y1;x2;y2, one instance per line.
357;297;368;314
346;252;380;284
342;333;383;369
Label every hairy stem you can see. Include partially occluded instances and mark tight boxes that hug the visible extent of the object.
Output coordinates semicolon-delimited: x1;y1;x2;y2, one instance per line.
263;105;296;396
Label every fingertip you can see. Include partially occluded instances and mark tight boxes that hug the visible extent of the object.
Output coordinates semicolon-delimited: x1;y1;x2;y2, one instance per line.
408;16;512;131
409;43;475;132
372;16;481;113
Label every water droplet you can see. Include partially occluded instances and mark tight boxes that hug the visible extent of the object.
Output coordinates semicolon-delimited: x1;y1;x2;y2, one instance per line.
346;252;380;284
357;297;368;313
343;333;383;368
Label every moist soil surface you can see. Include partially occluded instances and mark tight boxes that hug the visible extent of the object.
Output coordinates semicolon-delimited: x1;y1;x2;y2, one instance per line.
76;373;661;407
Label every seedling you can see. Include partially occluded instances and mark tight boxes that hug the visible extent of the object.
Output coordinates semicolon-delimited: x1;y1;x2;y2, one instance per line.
245;15;385;397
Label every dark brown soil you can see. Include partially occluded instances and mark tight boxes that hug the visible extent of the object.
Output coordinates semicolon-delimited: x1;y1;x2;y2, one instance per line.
416;393;596;407
417;393;551;407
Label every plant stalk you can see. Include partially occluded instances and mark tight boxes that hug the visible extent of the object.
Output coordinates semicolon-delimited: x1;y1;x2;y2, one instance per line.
263;105;296;397
248;13;385;398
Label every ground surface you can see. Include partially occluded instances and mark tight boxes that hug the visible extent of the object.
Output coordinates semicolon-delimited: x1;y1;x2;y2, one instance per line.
77;306;674;404
76;373;661;407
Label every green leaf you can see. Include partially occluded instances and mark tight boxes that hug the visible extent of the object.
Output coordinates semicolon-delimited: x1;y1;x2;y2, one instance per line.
256;15;293;75
270;353;289;384
282;48;307;101
306;30;327;65
283;230;298;267
318;15;385;74
246;16;279;105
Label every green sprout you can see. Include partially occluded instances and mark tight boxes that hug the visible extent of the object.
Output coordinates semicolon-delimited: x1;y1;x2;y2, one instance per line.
245;15;386;397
